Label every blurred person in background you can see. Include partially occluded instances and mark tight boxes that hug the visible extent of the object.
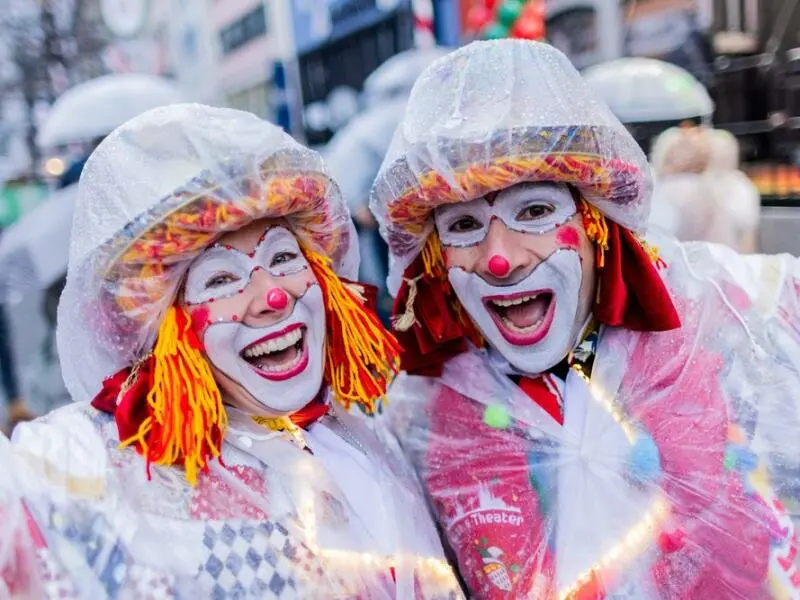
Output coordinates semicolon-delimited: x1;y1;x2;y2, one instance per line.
0;143;101;433
0;287;29;433
706;128;761;253
648;124;716;240
20;139;102;421
324;98;407;326
649;125;760;252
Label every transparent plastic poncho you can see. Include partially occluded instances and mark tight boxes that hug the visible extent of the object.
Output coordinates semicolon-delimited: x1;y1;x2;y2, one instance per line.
57;103;359;403
2;398;464;598
4;104;464;598
387;237;800;598
369;40;651;295
368;41;800;598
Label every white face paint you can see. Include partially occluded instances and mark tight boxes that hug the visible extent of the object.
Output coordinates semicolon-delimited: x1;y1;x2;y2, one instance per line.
203;287;325;414
435;182;577;247
437;183;584;375
185;227;325;414
184;227;309;305
449;252;582;374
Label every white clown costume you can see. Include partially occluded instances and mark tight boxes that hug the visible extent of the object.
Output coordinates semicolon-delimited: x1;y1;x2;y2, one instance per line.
0;105;464;599
370;40;800;599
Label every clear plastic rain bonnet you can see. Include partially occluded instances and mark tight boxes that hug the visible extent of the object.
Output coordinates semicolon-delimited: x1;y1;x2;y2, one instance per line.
370;39;652;294
57;103;357;402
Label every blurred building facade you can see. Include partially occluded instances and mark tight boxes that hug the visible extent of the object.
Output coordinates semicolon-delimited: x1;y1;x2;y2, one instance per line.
289;0;418;145
212;0;275;120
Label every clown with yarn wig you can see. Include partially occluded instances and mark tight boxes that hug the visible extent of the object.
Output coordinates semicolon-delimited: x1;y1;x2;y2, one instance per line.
371;40;800;599
0;104;464;598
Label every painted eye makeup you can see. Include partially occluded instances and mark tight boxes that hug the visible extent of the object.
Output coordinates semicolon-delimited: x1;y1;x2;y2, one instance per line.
448;215;483;233
184;250;250;305
260;231;307;276
184;227;310;305
515;203;555;222
204;273;240;289
269;250;300;268
436;185;577;248
435;199;491;247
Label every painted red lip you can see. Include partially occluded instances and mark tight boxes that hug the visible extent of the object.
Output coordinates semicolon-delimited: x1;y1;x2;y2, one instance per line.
240;323;309;382
241;323;303;354
483;289;556;346
253;345;309;382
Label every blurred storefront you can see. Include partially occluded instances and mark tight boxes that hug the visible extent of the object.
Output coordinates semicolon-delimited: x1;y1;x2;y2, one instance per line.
289;0;418;145
213;0;276;121
0;181;47;228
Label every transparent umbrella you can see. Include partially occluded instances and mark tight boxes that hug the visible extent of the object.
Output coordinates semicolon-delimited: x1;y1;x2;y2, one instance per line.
583;57;714;123
324;98;406;212
37;74;185;149
0;185;77;302
362;47;453;108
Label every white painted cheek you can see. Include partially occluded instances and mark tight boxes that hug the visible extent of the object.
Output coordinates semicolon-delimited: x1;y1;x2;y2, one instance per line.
294;284;326;380
448;267;495;334
203;322;244;384
448;251;584;375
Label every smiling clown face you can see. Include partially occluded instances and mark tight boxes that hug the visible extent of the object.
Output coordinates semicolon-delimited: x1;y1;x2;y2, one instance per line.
435;182;597;375
181;219;325;416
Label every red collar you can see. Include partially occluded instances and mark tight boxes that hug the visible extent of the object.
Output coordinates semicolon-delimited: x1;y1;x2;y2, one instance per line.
287;395;330;429
91;362;331;444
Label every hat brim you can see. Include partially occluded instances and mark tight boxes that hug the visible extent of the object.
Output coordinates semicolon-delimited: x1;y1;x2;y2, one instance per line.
377;125;646;240
98;155;349;322
101;158;344;279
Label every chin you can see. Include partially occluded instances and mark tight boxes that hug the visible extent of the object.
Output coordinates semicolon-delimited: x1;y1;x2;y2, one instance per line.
236;344;325;415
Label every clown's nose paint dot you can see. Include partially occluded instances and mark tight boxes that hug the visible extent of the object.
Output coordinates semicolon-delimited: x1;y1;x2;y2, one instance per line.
266;288;289;310
488;255;510;277
484;405;512;429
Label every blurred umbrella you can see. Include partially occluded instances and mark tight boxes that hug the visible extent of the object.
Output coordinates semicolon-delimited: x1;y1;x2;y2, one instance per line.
0;185;77;302
324;98;406;316
362;47;452;108
37;74;185;148
583;57;713;124
324;98;407;212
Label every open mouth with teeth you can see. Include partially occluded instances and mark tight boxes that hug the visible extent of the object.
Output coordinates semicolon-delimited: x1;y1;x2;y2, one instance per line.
240;323;309;381
484;289;556;346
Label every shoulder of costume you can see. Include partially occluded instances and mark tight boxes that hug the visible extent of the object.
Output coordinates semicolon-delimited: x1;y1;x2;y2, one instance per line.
10;403;113;499
658;235;796;320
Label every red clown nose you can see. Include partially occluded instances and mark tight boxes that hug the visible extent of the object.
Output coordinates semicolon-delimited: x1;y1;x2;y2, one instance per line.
266;288;289;310
488;255;510;277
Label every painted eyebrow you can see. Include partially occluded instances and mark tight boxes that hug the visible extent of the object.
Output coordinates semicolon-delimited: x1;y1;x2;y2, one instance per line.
209;225;292;256
493;183;569;204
